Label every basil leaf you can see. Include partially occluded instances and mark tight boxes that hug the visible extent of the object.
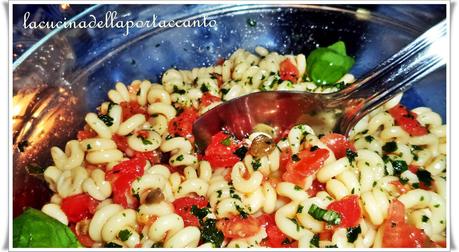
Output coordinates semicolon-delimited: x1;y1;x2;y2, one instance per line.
13;208;82;248
306;41;355;85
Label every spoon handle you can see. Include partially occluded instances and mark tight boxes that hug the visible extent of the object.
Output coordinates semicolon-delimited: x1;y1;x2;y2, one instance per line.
336;19;447;135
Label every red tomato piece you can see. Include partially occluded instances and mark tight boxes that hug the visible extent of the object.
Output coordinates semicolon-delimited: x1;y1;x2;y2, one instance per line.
319;229;334;241
282;148;329;186
77;129;97;141
133;150;162;165
61;193;99;223
200;92;222;107
390;180;408;194
172;196;208;227
279;59;299;83
217;215;260;239
327;195;362;228
279;148;292;173
307;179;326;197
258;214;297;248
120;101;149;121
204;131;241;168
105;157;146;209
112;134;129;152
382;199;428;248
70;223;96;248
388;105;428;136
320;133;355;159
168;108;198;142
210;73;224;87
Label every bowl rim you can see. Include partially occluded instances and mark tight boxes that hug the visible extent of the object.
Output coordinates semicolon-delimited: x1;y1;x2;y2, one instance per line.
12;3;429;71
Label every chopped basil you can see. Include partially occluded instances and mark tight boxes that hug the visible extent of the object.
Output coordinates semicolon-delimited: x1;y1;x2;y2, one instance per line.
422;215;429;222
221;137;231;146
391;160;408;176
105;242;123;248
281;238;294;245
98;114;114;126
191;205;211;220
325;244;338;248
310;234;320;248
346;149;358;163
364;135;374;143
86;144;92;150
308;204;341;225
173;85;186;94
399;177;409;185
294;185;302;191
233;146;248;160
310;145;319;152
140;137;153;145
200;84;210;93
289;218;301;231
415;169;433;187
18;140;29;152
306;41;355;85
176;154;184;161
235;204;248;218
251;159;262;171
346;225;361;243
297;205;304;214
411;145;424;151
26;163;46;175
118;229;132;242
292;154;300;162
382;141;398;153
221;88;229;95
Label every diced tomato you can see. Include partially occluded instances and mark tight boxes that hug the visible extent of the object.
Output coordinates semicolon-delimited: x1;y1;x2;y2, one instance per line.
133;150;162;165
390;180;408;194
200;92;221;107
137;130;149;139
70;223;96;248
112;134;129;152
120;101;149;121
217;215;260;239
77;129;97;141
319;229;334;241
279;148;292;173
61;193;99;223
105;157;146;209
279;59;299;83
388;105;428;136
204;131;241;168
320;133;355;159
210;73;224;87
327;195;361;228
215;57;225;66
307;179;326;197
382;199;428;248
172;196;208;227
257;214;298;248
282;148;329;187
168;108;198;143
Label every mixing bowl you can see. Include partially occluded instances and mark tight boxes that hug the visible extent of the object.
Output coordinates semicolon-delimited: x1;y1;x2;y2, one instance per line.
12;4;447;217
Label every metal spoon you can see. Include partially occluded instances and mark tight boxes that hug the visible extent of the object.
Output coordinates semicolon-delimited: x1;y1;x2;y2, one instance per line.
193;20;447;152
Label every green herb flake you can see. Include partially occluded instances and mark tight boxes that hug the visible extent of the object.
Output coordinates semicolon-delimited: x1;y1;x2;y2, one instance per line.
221;137;232;146
415;169;433;187
297;205;304;214
364;135;374;143
176;154;184;161
346;148;358;163
310;234;320;248
382;141;398;153
308;204;341;225
294;185;302;191
251;159;262;171
118;229;132;242
98;114;114;126
235;204;248;218
151;242;163;248
233;146;248;160
292;154;301;162
422;215;430;223
391;160;408;176
346;225;362;243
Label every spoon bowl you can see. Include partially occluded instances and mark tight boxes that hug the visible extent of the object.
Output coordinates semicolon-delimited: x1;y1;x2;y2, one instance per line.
193;19;447;152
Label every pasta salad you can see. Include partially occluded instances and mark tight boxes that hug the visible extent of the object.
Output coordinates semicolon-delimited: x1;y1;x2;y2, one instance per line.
13;44;447;248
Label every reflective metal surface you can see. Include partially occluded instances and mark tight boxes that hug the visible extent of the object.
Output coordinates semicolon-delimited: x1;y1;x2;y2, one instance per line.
193;20;447;151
